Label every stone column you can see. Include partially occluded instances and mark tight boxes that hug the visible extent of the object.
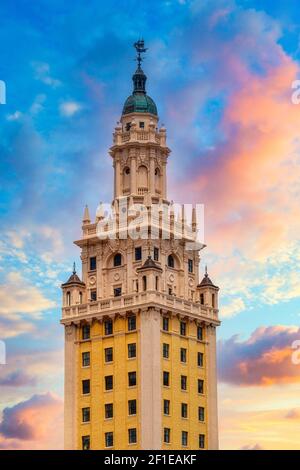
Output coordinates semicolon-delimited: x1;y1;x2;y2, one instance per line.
206;325;219;449
64;324;77;449
115;157;121;198
140;307;162;449
130;154;137;194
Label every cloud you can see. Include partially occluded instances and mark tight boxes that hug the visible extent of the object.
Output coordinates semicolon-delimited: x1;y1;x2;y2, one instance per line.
32;62;61;88
59;101;82;117
0;370;36;387
219;325;300;386
0;393;63;449
285;408;300;420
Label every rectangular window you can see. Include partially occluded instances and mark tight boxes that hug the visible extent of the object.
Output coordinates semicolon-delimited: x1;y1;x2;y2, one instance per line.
128;428;137;444
139;121;145;129
105;375;113;391
90;290;97;301
182;431;188;447
200;293;204;305
105;403;113;419
128;343;136;358
198;406;205;422
128;316;136;331
128;371;137;387
163;399;170;415
198;352;204;367
164;428;170;444
197;326;203;340
162;317;169;331
128;399;137;415
104;320;113;336
82;435;90;450
163;343;169;359
181;375;187;391
105;347;113;363
135;246;142;261
82;351;90;367
82;407;90;423
89;256;96;271
199;434;205;449
188;259;193;273
180;348;187;363
105;432;113;448
181;403;188;419
82;324;90;340
163;371;170;387
212;293;215;308
198;379;204;394
180;321;186;336
154;247;159;261
82;379;90;395
114;287;122;297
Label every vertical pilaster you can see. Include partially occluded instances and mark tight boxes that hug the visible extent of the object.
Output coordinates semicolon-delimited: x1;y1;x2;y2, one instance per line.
64;324;77;449
206;325;219;449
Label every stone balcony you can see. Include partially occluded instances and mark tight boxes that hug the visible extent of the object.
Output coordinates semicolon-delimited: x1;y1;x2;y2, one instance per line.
61;290;220;326
112;129;166;147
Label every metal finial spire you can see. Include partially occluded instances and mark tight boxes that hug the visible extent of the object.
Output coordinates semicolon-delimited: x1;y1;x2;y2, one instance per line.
73;262;76;274
134;39;147;68
205;265;208;277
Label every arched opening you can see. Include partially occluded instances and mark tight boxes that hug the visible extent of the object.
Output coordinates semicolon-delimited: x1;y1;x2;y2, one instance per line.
142;275;147;291
167;254;174;268
138;165;148;192
123;166;130;193
114;253;122;267
155;167;161;193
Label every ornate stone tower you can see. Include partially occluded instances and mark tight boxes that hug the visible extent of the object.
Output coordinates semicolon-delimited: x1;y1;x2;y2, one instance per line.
61;40;220;451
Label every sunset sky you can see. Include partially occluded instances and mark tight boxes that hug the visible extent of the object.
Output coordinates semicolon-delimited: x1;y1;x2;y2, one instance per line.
1;0;300;449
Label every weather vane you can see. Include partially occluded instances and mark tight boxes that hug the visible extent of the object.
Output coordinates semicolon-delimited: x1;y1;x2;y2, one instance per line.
134;39;147;68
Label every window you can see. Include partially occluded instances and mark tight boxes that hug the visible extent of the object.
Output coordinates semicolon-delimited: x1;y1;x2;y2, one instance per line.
180;321;186;336
89;256;96;271
90;290;97;301
200;293;204;305
82;351;90;367
182;431;188;447
128;399;136;415
105;375;113;391
82;435;90;450
154;247;159;261
162;317;169;331
181;403;188;419
104;319;113;335
163;343;169;359
128;343;136;358
128;371;136;387
82;407;90;423
135;247;142;261
181;375;187;391
168;286;173;295
105;432;113;448
114;253;122;267
197;326;203;340
128;428;137;444
180;348;187;363
198;406;205;422
125;122;131;131
128;316;136;331
163;371;170;387
125;167;130;175
212;293;215;308
142;275;147;291
163;399;170;415
188;259;193;273
139;121;145;129
114;287;122;297
66;291;71;306
167;254;174;268
164;428;170;444
105;347;113;363
198;352;204;367
105;403;113;419
198;379;204;394
82;324;90;340
79;292;83;304
82;379;90;395
155;276;159;290
199;434;205;449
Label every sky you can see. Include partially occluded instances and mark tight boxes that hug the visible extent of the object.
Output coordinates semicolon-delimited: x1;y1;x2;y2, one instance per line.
0;0;300;450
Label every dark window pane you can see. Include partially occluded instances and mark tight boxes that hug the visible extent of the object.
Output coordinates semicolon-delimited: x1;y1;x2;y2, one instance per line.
163;399;170;415
128;428;137;444
181;375;187;390
163;343;169;359
162;317;169;331
180;348;187;363
198;379;204;394
82;325;90;340
128;399;136;415
198;406;205;422
199;434;205;449
188;259;193;273
128;343;136;358
105;432;113;447
164;428;170;443
82;379;90;395
89;257;96;271
90;290;97;301
105;375;113;390
82;407;90;422
128;316;136;331
198;352;203;367
105;403;113;419
104;320;113;335
82;352;90;367
114;253;122;267
182;431;188;446
181;403;188;418
128;371;136;387
168;254;174;268
82;435;90;450
154;247;159;261
180;322;186;336
197;326;203;340
163;371;170;387
105;347;113;362
135;247;142;261
114;287;122;297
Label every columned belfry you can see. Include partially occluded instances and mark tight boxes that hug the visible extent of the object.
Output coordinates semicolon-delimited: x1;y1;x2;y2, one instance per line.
61;40;220;451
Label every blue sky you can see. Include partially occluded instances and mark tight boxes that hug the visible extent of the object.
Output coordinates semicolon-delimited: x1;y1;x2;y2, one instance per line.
0;0;300;449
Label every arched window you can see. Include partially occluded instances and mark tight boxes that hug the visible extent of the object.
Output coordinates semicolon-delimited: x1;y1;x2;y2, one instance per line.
114;253;122;267
66;291;71;306
142;275;147;291
168;254;174;268
155;167;161;192
138;165;148;189
123;167;130;192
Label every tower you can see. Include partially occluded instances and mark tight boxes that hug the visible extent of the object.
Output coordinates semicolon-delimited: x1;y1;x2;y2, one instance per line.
61;40;220;450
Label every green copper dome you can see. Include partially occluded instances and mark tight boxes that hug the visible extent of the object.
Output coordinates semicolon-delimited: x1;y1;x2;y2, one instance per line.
122;92;157;116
